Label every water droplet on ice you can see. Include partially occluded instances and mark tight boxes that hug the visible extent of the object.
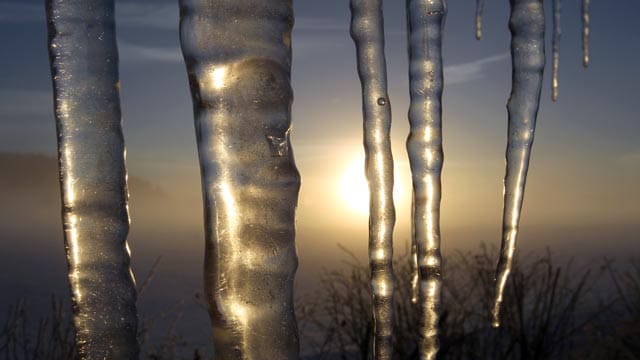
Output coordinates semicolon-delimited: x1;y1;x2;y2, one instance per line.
377;97;387;106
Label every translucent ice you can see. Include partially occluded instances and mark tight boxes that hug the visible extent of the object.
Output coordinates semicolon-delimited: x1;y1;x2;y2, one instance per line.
406;0;447;358
476;0;486;40
552;0;561;101
46;0;139;357
179;0;301;358
492;0;545;328
582;0;590;67
350;0;397;357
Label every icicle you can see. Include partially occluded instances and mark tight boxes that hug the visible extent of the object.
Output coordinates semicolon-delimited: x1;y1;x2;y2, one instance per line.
179;1;300;358
552;0;561;101
581;0;590;67
46;0;139;357
411;193;419;304
406;1;447;358
492;0;545;328
349;0;396;357
475;0;486;40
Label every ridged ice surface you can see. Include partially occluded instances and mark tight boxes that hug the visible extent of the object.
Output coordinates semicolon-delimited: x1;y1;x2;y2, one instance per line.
411;198;419;305
406;1;447;358
552;0;561;101
349;0;396;358
582;0;590;67
46;0;139;358
492;0;545;328
179;0;301;358
475;0;486;40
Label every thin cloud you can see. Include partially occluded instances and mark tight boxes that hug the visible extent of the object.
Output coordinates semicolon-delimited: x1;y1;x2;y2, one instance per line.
292;17;351;57
1;3;506;85
295;16;406;36
117;3;178;30
0;2;178;30
0;3;345;33
118;41;182;63
444;53;509;85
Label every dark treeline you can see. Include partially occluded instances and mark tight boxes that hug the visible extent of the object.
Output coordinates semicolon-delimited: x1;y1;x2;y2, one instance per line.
297;246;640;360
2;246;639;359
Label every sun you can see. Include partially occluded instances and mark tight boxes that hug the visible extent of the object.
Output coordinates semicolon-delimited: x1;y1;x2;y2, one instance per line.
339;157;370;215
338;155;409;217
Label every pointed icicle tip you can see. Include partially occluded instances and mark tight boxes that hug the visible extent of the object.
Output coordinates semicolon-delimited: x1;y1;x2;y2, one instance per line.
551;0;561;102
581;0;590;67
475;0;486;40
491;294;503;328
492;0;545;330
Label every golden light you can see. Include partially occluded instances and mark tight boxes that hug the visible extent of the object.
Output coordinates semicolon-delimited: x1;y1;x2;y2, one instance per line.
339;155;406;216
339;157;370;215
209;66;227;89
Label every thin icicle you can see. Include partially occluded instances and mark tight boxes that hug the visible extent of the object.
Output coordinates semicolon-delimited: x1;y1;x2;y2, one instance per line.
406;0;446;358
492;0;545;328
411;193;419;304
46;0;139;357
552;0;561;101
179;1;301;358
475;0;486;40
582;0;590;67
349;0;396;357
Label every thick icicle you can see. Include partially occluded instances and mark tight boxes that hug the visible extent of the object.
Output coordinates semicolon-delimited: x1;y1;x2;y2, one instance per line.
475;0;486;40
552;0;561;101
581;0;590;67
179;1;301;358
349;0;396;358
46;0;139;357
492;0;545;328
406;1;447;358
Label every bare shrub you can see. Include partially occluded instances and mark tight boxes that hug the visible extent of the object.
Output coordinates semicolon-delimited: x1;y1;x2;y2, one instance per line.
297;245;604;360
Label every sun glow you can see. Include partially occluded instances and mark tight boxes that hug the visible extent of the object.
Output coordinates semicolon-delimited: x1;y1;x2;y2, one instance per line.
339;156;405;216
339;157;370;215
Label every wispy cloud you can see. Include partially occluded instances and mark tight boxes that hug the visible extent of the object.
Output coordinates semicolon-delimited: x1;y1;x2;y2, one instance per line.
444;53;509;85
0;2;344;33
117;3;178;30
295;16;406;36
2;3;505;84
0;2;180;63
118;41;182;63
0;2;178;29
292;17;353;59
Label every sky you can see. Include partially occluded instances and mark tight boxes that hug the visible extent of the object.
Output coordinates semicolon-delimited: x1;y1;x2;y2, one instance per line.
0;0;639;353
